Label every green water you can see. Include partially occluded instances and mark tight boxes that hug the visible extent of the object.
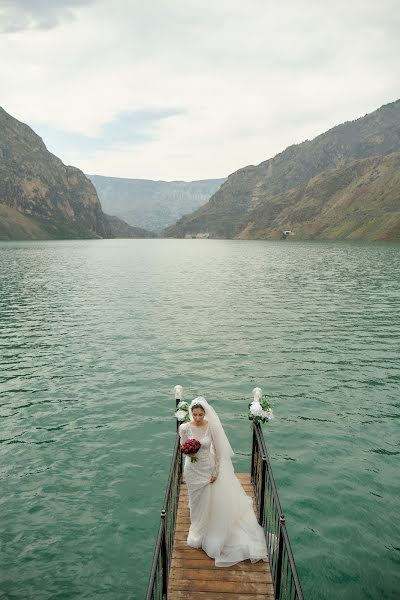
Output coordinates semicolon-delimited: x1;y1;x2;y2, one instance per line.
0;239;399;600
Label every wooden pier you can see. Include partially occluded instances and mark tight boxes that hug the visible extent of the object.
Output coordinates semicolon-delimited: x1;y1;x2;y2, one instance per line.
146;389;304;600
168;473;274;600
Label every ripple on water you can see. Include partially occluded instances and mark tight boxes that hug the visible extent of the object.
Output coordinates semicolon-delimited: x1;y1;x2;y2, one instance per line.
0;239;399;600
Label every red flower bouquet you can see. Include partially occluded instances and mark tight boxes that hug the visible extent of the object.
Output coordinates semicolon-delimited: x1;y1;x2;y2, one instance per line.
181;438;201;463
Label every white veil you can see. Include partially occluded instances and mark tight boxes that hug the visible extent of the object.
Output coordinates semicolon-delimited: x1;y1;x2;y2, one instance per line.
189;397;234;463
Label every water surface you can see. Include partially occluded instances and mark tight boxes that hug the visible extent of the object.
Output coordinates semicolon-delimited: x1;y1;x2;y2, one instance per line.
1;239;399;599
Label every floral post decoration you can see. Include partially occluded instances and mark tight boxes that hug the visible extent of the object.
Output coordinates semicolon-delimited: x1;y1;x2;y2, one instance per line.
248;387;274;424
173;385;190;422
174;400;190;422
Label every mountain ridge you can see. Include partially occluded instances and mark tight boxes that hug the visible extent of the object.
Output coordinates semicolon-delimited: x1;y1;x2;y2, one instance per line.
164;99;400;240
237;150;400;240
0;107;156;240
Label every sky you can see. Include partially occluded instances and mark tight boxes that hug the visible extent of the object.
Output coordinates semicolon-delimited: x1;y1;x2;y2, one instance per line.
0;0;399;181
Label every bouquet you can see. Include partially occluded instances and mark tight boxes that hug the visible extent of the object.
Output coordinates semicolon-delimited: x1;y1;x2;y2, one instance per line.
181;438;201;463
174;401;190;422
248;392;274;424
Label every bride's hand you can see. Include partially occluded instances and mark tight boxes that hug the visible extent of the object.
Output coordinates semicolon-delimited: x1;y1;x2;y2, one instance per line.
210;474;217;484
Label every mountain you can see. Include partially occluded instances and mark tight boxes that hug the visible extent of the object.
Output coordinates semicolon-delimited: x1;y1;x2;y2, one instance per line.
0;107;156;240
87;175;225;233
164;100;400;240
237;151;400;240
105;214;157;238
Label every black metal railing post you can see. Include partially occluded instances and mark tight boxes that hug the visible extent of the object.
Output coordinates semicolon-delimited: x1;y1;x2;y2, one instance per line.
250;419;304;600
175;387;180;431
160;511;167;599
251;424;256;481
146;386;184;600
275;514;285;599
179;436;183;479
259;457;266;526
174;386;183;477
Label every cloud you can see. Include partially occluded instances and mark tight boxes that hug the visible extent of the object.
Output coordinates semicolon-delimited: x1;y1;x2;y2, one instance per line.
0;0;399;179
30;109;184;158
0;0;95;33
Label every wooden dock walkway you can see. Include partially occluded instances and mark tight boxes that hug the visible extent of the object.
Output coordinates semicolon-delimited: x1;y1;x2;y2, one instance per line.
168;473;274;600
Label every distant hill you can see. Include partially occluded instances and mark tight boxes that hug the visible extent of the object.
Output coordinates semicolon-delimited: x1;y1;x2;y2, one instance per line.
105;214;157;238
164;100;400;240
87;175;225;233
0;107;156;240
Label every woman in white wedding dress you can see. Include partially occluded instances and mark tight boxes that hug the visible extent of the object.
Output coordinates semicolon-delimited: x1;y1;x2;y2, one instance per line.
178;397;268;567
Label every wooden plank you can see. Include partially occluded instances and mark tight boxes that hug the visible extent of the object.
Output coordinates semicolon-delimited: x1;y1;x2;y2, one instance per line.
172;546;209;559
169;567;268;582
175;528;196;537
168;579;271;594
169;593;274;600
170;557;269;571
180;477;251;486
180;488;253;497
179;491;254;498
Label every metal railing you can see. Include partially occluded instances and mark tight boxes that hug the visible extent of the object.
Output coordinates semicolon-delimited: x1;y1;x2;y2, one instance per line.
251;421;304;600
146;432;182;600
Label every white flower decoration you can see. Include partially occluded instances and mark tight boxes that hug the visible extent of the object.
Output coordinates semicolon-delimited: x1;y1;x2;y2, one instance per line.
175;409;187;421
248;390;274;424
261;409;274;420
250;401;264;417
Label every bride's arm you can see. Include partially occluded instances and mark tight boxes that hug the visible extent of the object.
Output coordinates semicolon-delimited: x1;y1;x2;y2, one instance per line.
210;430;219;483
178;424;188;483
179;423;188;445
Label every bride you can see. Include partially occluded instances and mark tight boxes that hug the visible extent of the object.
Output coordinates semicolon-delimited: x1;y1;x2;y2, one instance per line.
179;396;268;567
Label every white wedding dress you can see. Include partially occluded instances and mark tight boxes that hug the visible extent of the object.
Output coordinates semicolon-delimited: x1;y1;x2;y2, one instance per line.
179;420;268;567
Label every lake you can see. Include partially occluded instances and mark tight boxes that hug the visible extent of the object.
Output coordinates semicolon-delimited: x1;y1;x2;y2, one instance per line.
1;239;399;599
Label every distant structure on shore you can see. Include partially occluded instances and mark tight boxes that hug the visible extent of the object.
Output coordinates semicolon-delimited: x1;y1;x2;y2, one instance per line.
185;232;210;239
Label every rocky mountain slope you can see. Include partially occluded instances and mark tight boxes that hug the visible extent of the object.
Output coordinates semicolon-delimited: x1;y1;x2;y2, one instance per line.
237;151;400;240
164;100;400;240
87;175;225;233
0;107;155;240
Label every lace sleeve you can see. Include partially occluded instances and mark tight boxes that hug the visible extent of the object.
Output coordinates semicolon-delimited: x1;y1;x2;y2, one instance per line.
179;423;189;445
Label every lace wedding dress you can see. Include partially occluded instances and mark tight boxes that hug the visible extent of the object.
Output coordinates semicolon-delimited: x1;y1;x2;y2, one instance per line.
179;417;268;567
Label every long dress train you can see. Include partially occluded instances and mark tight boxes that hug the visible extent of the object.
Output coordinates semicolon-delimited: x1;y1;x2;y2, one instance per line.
179;421;268;567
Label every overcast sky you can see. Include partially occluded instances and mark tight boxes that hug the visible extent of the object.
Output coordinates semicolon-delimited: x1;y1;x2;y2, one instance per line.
1;0;399;180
